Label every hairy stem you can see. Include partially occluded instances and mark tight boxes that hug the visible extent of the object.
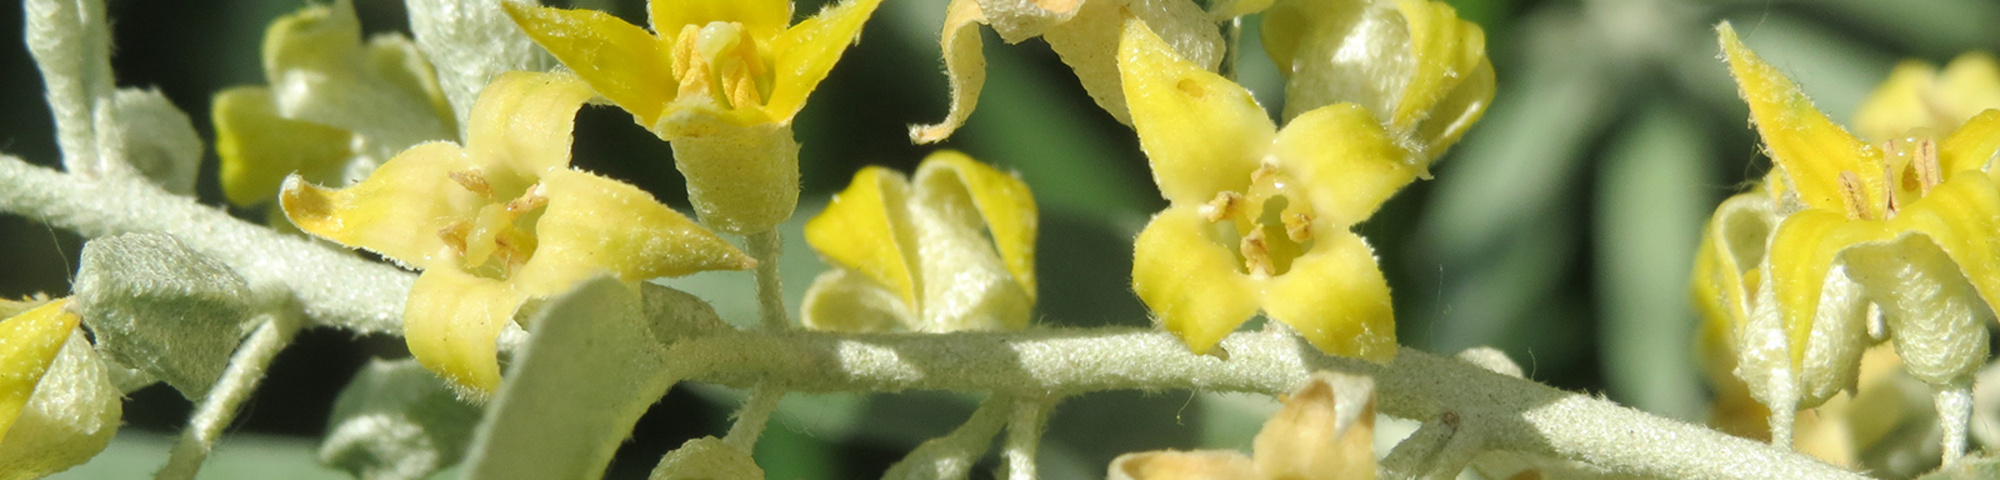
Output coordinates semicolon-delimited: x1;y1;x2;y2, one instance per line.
745;230;787;331
882;396;1012;480
723;381;787;451
1001;396;1056;480
154;314;301;480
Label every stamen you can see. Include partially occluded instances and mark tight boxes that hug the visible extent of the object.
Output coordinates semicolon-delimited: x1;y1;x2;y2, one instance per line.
1285;212;1313;242
505;183;549;215
438;220;471;257
448;170;494;200
1241;227;1274;277
1915;136;1941;195
1837;171;1872;221
672;25;714;103
1201;191;1243;223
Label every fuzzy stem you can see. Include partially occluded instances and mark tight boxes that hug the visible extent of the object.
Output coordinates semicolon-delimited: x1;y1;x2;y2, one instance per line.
746;230;788;331
1001;396;1056;480
154;315;301;480
723;381;788;451
881;396;1013;480
1379;411;1472;480
1936;383;1972;465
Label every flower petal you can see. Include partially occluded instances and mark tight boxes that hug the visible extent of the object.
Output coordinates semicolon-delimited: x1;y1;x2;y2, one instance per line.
1045;0;1223;125
0;300;79;438
806;167;921;311
212;86;355;207
1694;191;1778;336
505;2;675;126
1271;102;1418;227
1391;0;1493;158
913;150;1039;298
281;142;484;269
1107;451;1257;480
909;0;987;144
1943;109;2000;176
1264;231;1397;362
1884;174;2000;330
973;0;1082;42
516;169;756;298
1132;207;1259;355
1253;371;1375;480
764;0;885;122
1764;209;1891;366
649;0;793;41
364;34;458;135
464;71;597;182
405;268;525;398
800;268;915;333
1719;23;1887;218
1118;18;1272;204
1854;59;1938;141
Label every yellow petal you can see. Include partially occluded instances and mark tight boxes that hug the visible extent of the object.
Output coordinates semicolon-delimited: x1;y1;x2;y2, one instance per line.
807;167;920;310
1939;53;2000;115
649;0;793;42
212;86;355;207
1719;23;1887;218
764;0;885;122
1392;0;1493;158
1264;232;1397;362
1107;451;1258;480
1132;207;1260;355
1044;0;1223;126
281;142;485;269
1854;59;1938;141
800;268;915;333
0;300;78;439
912;150;1039;298
505;2;675;126
1119;18;1273;204
973;0;1083;42
1943;109;2000;176
1253;372;1375;480
1764;210;1891;366
1271;103;1418;227
260;0;363;81
405;267;525;397
516;169;756;297
364;34;458;135
465;71;597;181
909;0;987;144
1696;191;1778;336
1884;174;2000;324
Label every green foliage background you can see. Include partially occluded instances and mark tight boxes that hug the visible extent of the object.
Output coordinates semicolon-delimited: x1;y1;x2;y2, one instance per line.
0;0;1996;478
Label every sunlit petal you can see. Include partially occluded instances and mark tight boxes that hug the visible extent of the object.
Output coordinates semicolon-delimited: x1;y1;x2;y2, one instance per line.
280;142;484;269
764;0;885;122
1884;174;2000;327
1720;23;1886;217
212;86;355;207
1263;231;1396;363
1252;371;1375;480
1764;210;1892;366
801;268;915;333
504;3;674;126
912;150;1039;297
1044;0;1222;126
805;167;920;310
909;0;987;144
1107;451;1257;480
0;300;78;438
1119;18;1272;204
1390;0;1491;157
1942;110;2000;176
1132;208;1260;355
404;268;525;397
464;72;597;181
650;0;793;41
1271;103;1417;227
1854;60;1938;141
518;169;756;297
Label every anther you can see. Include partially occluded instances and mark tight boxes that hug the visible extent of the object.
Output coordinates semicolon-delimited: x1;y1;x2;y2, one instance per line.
1201;191;1244;223
1285;212;1313;242
448;170;494;200
1837;171;1872;221
1241;228;1275;277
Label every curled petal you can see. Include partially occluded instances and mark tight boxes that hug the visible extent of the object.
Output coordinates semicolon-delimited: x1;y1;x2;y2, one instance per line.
1108;451;1256;480
801;268;915;333
1391;0;1493;157
1272;103;1417;228
1719;23;1887;218
913;150;1039;298
1253;371;1375;480
1132;208;1259;355
212;86;355;207
1764;210;1891;367
0;330;120;479
405;268;526;398
650;0;793;41
282;142;484;270
765;0;885;123
1855;60;1941;141
465;72;597;182
973;0;1082;42
1885;174;2000;332
1045;0;1222;125
806;167;921;310
517;169;756;298
1118;18;1272;204
1944;110;2000;176
1264;232;1397;362
909;0;988;144
0;300;79;438
505;3;674;126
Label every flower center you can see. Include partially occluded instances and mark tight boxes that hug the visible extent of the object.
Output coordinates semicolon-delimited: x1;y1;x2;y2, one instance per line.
1199;163;1316;277
1838;132;1941;221
440;170;547;278
671;21;770;110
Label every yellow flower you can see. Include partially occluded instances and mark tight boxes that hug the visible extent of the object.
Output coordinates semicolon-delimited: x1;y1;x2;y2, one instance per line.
280;71;754;396
1714;23;2000;448
1855;51;2000;142
913;0;1224;142
213;0;455;210
505;0;883;235
1122;19;1413;361
800;150;1037;332
1107;371;1376;480
0;299;122;480
1260;0;1495;166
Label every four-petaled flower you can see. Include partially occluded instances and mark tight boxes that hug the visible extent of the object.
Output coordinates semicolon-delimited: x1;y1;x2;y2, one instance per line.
801;150;1038;333
1122;19;1417;361
0;298;121;479
1710;22;2000;447
1107;371;1376;480
281;71;754;397
506;0;884;234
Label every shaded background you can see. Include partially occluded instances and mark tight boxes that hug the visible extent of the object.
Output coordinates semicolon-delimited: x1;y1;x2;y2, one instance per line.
3;0;1999;478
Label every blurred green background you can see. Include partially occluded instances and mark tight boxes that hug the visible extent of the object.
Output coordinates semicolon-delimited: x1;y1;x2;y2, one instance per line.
3;0;1999;478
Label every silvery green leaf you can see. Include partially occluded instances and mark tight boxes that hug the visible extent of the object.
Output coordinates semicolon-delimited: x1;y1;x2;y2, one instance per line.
405;0;553;134
463;277;712;480
90;89;203;196
319;358;481;480
23;0;113;169
72;233;255;399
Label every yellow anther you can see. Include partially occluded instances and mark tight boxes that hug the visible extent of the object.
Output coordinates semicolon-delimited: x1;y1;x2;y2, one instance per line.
505;183;549;215
439;220;472;257
1285;212;1313;242
1837;171;1872;221
1202;191;1244;223
449;170;495;200
1241;227;1275;277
